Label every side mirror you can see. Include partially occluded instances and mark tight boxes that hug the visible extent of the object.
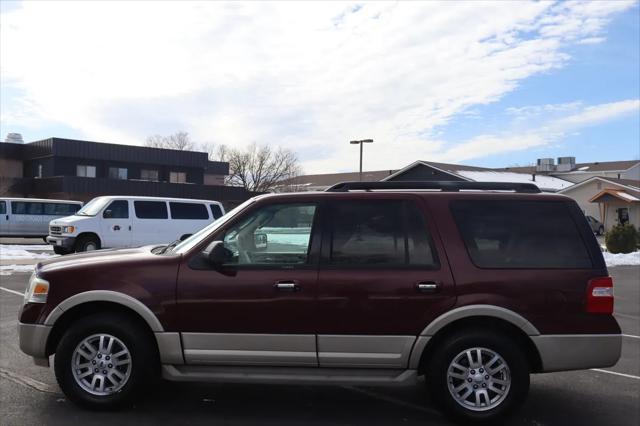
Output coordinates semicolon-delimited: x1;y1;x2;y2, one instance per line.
205;241;233;268
103;209;113;219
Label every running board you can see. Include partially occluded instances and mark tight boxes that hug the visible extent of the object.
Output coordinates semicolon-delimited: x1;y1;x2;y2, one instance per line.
162;365;418;386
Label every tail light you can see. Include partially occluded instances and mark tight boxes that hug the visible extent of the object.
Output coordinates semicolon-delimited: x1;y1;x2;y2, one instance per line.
586;276;614;314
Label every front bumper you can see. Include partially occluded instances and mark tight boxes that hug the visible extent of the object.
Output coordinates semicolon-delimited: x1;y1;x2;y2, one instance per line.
18;322;52;366
532;334;622;372
46;235;76;250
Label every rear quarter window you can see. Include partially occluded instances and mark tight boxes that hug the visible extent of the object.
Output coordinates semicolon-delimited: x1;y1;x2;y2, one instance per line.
451;200;592;269
170;202;209;219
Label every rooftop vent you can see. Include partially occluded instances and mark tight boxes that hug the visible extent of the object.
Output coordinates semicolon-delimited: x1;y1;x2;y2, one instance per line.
556;156;576;172
536;158;556;173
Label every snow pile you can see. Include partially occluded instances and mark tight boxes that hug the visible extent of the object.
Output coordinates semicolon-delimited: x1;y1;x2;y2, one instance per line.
0;264;35;275
603;251;640;267
0;244;54;260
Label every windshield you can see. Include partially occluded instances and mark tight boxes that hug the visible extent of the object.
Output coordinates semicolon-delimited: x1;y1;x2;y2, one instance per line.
75;197;111;216
171;198;256;254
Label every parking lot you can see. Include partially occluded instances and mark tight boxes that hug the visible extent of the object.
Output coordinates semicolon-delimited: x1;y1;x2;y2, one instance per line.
0;255;638;425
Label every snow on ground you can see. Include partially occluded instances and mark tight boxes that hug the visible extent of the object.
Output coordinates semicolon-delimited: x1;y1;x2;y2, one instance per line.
0;244;54;260
603;251;640;267
0;264;35;275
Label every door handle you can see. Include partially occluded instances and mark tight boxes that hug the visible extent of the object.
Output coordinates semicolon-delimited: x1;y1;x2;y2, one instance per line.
416;281;441;293
274;281;300;291
129;225;132;231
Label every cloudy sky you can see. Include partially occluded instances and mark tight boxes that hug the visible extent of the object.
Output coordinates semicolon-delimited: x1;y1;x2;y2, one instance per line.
1;1;639;174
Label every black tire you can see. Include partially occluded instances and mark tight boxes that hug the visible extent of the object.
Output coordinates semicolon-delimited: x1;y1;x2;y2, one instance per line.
425;329;529;424
74;235;100;252
54;312;158;410
53;246;69;255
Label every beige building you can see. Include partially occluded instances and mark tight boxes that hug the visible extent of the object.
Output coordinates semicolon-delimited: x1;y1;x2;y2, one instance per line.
558;177;640;231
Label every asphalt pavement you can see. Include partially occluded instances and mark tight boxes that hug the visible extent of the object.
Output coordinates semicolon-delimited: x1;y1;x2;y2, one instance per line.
0;266;638;426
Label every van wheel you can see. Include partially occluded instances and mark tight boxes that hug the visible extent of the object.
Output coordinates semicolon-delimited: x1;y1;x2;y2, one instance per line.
425;329;529;423
54;313;157;410
75;235;100;252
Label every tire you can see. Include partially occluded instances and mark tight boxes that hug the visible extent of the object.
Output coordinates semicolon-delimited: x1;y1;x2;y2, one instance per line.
74;235;100;252
425;329;529;423
53;246;69;255
54;312;158;410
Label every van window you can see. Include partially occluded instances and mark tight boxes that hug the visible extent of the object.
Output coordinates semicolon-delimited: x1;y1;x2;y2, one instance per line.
210;204;223;219
12;202;43;215
451;200;592;269
134;201;168;219
0;201;5;215
104;200;129;219
328;200;438;267
170;202;208;220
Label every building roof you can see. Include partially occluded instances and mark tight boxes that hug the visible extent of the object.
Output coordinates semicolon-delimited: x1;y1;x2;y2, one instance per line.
454;170;573;191
589;189;640;204
558;176;640;194
279;170;396;189
499;160;639;174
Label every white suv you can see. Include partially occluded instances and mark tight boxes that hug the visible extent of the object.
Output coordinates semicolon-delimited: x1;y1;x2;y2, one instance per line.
47;196;225;254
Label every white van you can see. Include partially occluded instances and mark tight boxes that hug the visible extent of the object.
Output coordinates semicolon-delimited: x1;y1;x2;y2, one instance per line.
46;196;225;254
0;198;83;239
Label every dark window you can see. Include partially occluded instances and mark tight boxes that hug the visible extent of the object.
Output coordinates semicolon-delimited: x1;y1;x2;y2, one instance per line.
140;169;159;181
11;202;43;215
210;204;224;219
223;203;317;266
104;200;129;219
451;200;592;269
108;167;128;180
328;200;438;267
134;201;168;219
0;201;5;215
41;203;80;216
170;202;209;219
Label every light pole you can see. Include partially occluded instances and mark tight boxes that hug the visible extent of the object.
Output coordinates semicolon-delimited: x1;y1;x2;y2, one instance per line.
350;139;373;181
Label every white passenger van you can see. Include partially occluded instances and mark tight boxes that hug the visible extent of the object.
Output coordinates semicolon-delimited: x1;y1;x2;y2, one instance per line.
46;196;225;254
0;198;83;239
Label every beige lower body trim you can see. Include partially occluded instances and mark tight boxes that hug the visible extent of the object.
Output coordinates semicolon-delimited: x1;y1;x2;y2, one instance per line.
155;332;184;364
317;335;416;368
532;334;621;372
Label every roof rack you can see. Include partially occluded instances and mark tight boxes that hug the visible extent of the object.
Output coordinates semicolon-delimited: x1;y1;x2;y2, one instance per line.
325;181;542;193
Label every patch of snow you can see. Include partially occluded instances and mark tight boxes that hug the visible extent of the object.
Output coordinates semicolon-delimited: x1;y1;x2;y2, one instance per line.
612;191;640;202
603;251;640;266
454;170;573;191
0;264;36;275
0;244;54;260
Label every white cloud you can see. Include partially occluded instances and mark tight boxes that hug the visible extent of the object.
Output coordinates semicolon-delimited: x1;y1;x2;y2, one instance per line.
0;0;636;173
553;99;640;128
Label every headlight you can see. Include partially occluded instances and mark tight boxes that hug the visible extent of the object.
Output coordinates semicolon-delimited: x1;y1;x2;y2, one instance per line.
24;272;49;304
62;226;75;234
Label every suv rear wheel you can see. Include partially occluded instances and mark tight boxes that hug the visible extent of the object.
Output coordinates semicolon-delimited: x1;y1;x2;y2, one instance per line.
425;329;529;423
54;313;157;410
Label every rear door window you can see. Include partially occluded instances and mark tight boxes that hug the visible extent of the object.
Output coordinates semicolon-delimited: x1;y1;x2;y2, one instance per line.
210;204;224;219
327;200;438;267
170;202;209;219
134;201;168;219
451;200;592;269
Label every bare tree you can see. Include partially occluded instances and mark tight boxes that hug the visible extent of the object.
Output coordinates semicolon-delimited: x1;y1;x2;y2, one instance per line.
220;143;301;192
145;132;194;151
0;178;16;196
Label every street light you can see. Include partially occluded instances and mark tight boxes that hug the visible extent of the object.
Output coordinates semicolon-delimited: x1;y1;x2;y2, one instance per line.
350;139;374;181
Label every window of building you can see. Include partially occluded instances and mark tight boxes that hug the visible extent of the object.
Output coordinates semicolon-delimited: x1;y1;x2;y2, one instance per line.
108;167;128;180
104;200;129;219
327;200;438;267
77;165;96;178
170;202;209;219
210;204;224;219
140;169;159;181
134;201;168;219
169;172;187;183
37;164;43;178
222;203;317;266
451;200;592;269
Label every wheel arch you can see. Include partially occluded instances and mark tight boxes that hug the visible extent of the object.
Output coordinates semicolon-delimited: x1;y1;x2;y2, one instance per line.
75;232;101;248
411;305;542;374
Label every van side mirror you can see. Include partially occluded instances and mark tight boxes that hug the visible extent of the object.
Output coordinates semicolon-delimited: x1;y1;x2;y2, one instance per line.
205;241;233;268
103;209;113;219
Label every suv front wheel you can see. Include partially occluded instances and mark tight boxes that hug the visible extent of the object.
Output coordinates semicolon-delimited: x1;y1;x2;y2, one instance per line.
54;313;157;410
425;329;530;423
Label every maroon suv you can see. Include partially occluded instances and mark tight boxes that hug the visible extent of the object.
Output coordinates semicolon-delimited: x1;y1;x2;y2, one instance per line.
18;181;621;423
